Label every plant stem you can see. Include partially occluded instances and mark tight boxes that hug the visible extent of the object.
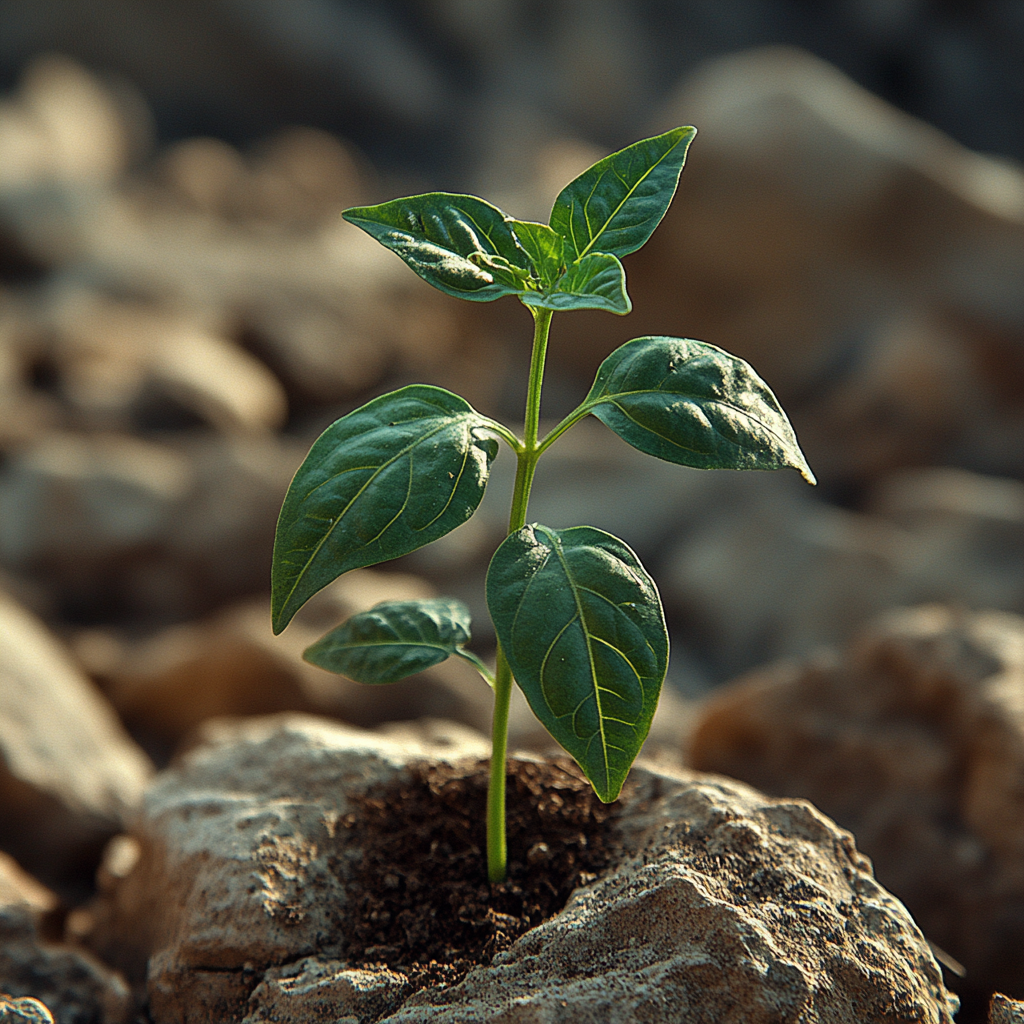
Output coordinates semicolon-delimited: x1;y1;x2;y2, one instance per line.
486;305;553;884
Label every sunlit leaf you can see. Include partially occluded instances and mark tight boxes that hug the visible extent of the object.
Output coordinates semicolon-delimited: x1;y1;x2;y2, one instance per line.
522;252;631;314
303;598;475;683
272;386;501;632
550;126;696;260
508;219;565;289
487;523;668;802
343;193;530;301
582;336;816;482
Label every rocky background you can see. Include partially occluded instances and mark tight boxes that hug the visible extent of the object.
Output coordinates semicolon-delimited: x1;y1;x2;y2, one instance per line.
1;2;1023;1022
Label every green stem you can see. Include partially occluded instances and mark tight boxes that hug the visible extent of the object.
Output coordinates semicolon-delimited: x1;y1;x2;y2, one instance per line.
487;305;553;884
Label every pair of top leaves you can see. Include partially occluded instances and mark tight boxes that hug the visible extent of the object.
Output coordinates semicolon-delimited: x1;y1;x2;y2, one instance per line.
344;125;700;315
272;126;815;802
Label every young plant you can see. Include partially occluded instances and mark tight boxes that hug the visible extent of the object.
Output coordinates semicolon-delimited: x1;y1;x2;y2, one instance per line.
271;126;815;883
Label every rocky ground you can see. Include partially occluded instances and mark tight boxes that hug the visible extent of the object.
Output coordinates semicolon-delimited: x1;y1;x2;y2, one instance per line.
1;38;1023;1024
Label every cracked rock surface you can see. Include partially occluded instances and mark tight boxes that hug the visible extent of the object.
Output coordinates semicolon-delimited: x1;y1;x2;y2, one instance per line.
84;713;957;1023
690;604;1024;1004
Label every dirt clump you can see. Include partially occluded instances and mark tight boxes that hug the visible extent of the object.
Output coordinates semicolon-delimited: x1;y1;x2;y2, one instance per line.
340;756;618;992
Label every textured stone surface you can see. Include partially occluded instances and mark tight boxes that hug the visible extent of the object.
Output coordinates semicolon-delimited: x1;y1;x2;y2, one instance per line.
0;590;153;896
991;993;1024;1023
0;904;130;1024
0;995;55;1024
87;714;956;1023
690;604;1024;1002
241;958;409;1024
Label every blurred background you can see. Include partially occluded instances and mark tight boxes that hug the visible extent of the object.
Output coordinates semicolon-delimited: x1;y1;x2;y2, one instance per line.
0;0;1022;1016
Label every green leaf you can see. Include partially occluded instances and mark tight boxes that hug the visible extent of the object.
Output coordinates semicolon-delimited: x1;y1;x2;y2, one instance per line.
303;598;475;683
508;220;565;288
582;336;816;482
486;524;668;802
272;386;500;633
521;252;631;314
549;126;696;261
343;194;530;302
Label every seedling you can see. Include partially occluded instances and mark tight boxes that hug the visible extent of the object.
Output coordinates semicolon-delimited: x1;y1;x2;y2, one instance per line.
271;127;815;883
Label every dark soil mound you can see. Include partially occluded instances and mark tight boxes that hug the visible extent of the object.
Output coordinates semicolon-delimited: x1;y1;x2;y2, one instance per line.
341;756;619;992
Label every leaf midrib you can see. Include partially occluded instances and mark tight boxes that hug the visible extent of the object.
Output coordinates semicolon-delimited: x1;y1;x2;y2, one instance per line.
280;408;477;618
572;133;688;261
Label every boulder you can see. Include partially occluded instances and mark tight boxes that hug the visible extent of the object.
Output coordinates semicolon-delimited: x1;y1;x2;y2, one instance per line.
0;590;153;898
991;994;1024;1023
85;713;957;1022
0;904;130;1024
0;431;303;621
78;570;497;758
689;605;1024;1003
1;847;130;1024
661;467;1024;679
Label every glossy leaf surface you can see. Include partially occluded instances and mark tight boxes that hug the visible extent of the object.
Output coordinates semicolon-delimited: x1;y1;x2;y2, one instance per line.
487;524;667;802
521;252;631;314
272;386;500;633
343;194;529;301
304;598;473;683
549;126;696;261
583;336;816;482
508;220;565;288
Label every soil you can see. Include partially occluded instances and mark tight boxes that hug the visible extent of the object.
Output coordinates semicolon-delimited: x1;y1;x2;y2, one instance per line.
340;755;620;994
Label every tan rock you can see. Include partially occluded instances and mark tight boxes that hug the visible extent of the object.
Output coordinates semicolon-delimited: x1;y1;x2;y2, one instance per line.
689;605;1024;1002
0;853;57;920
662;467;1024;679
87;714;956;1023
0;590;153;896
0;430;301;620
535;47;1024;485
81;570;496;753
242;958;409;1024
991;993;1024;1023
43;290;288;433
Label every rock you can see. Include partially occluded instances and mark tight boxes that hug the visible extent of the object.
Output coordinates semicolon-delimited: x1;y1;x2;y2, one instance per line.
86;713;957;1022
0;55;135;189
78;570;497;758
0;903;131;1024
0;432;193;570
689;604;1024;1003
0;431;303;621
538;47;1024;486
1;848;129;1024
661;467;1024;679
41;289;288;434
242;958;409;1024
0;590;153;898
0;853;58;921
991;993;1024;1023
0;995;54;1024
866;467;1024;612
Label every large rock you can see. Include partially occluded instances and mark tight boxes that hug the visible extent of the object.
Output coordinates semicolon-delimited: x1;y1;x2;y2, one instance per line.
1;850;130;1024
689;605;1024;1003
78;570;496;758
661;466;1024;679
540;47;1024;486
86;713;956;1022
0;431;302;621
0;591;153;897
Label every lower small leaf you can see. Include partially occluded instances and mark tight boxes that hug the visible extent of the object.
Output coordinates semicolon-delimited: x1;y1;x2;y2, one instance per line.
304;598;474;684
486;524;668;801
